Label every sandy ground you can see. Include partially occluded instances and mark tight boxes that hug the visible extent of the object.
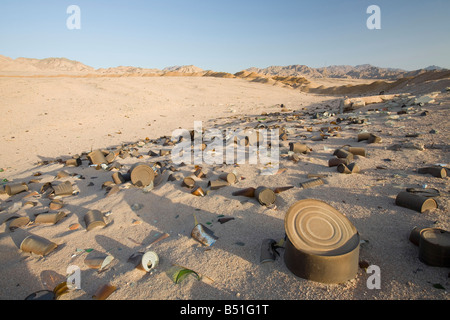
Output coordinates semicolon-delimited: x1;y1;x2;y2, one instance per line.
0;75;449;302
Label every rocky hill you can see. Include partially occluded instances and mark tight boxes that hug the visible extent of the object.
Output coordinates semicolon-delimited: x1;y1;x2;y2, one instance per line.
245;64;447;80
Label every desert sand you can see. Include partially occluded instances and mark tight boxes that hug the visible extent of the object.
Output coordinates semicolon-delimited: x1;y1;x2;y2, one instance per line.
0;60;449;304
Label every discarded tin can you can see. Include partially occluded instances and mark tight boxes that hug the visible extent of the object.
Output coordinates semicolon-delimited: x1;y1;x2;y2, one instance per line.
129;251;159;272
112;172;126;184
260;239;277;263
347;147;367;157
284;199;360;284
300;178;324;189
52;181;73;196
182;176;196;189
104;152;116;164
254;186;276;206
337;162;360;174
208;180;229;190
357;132;371;142
49;199;64;211
84;210;106;231
368;134;382;144
395;191;438;213
35;211;66;225
159;149;171;156
328;157;350;167
65;158;82;167
219;172;237;184
20;235;58;256
130;163;155;187
289;142;309;154
405;187;440;197
418;228;450;267
409;226;423;246
333;148;354;161
191;223;218;246
88;149;107;165
5;183;28;196
8;216;31;231
194;168;206;178
418;166;447;178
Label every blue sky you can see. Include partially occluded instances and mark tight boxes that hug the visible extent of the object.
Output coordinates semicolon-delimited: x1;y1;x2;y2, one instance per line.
0;0;449;73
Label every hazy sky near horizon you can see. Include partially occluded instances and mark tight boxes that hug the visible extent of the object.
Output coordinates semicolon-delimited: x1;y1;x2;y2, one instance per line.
0;0;449;73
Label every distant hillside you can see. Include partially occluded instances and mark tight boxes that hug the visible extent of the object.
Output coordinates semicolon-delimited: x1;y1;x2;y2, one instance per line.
162;65;204;73
0;55;96;74
1;55;448;96
96;66;163;75
0;55;205;76
245;64;448;80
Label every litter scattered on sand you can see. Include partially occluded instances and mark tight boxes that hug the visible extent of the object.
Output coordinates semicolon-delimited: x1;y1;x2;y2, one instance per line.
0;70;449;301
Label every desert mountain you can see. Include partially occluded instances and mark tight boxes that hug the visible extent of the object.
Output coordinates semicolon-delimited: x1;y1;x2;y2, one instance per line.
96;66;163;75
162;65;204;74
0;55;206;76
1;55;96;73
1;54;448;96
245;64;448;80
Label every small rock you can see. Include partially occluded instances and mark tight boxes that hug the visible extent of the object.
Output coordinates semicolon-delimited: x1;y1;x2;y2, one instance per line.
131;203;143;211
415;95;435;105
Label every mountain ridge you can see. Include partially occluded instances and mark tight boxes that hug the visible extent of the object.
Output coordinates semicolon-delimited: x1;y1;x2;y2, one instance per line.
245;64;447;80
1;55;447;80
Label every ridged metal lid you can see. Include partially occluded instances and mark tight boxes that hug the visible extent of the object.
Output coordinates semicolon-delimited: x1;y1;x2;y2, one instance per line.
419;228;450;267
285;199;358;256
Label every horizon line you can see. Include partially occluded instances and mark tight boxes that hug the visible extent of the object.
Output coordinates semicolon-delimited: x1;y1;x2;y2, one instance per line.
1;54;447;74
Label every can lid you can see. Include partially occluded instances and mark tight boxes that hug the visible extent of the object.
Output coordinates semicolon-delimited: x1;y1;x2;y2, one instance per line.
130;164;155;187
183;176;196;188
224;173;237;184
420;228;450;247
285;199;359;256
419;228;450;267
255;187;276;206
141;251;159;272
